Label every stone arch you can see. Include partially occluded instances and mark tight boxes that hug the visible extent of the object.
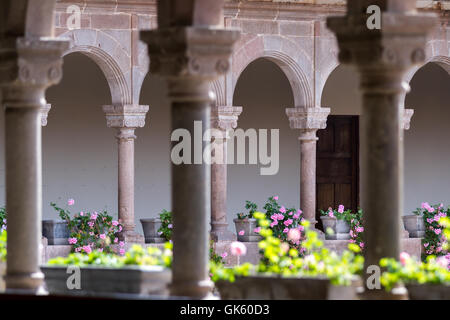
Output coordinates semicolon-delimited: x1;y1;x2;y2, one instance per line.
402;55;450;108
58;29;131;105
232;35;314;108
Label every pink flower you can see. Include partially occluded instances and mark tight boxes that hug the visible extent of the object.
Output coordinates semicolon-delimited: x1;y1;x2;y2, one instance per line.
90;212;98;220
422;202;430;209
328;211;335;218
118;225;123;232
297;225;304;232
253;227;261;233
68;238;77;245
359;242;364;249
270;220;278;227
280;206;286;214
112;220;119;226
436;256;449;269
434;215;441;222
168;224;173;229
114;237;118;243
119;249;125;255
83;245;92;254
276;214;284;220
75;247;81;252
435;229;442;235
338;205;344;214
356;227;364;233
238;230;245;236
221;252;228;259
400;252;410;265
230;242;247;256
273;196;279;201
424;243;429;248
119;241;124;247
68;199;75;206
89;232;94;236
80;212;84;216
288;211;293;216
283;227;289;233
287;229;301;242
293;213;300;219
283;219;293;226
271;214;278;221
99;234;106;240
88;221;94;228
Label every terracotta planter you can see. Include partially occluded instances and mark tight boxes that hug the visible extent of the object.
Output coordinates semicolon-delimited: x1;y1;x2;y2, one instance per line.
0;262;5;293
320;216;350;240
42;265;171;297
233;218;262;242
42;220;70;245
406;283;450;300
216;275;359;300
402;215;425;238
140;218;166;243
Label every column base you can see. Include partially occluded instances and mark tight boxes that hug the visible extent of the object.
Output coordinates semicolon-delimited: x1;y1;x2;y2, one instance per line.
357;286;408;300
119;231;145;244
5;271;45;293
170;279;214;299
211;228;236;242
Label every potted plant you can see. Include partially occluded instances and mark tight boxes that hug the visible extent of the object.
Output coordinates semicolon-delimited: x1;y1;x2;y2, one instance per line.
0;230;6;292
42;200;71;245
213;212;364;300
234;201;262;242
51;200;124;254
141;209;171;243
42;243;173;297
402;202;435;238
380;217;450;300
320;205;353;240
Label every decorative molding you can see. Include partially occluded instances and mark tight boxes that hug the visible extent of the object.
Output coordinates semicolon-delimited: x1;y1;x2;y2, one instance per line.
402;108;414;131
102;104;149;128
285;106;330;131
211;105;243;131
41;104;51;126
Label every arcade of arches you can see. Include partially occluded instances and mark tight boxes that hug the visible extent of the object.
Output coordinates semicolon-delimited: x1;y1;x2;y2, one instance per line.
0;0;448;298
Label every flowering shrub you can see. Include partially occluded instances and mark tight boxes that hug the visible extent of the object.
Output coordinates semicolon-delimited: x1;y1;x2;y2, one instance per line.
413;202;448;260
236;201;257;220
157;209;173;241
51;200;124;255
0;207;6;232
320;205;365;250
48;242;173;269
210;212;364;286
0;230;6;263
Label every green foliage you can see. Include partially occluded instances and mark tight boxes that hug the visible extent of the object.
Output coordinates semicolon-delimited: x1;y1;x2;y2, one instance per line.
157;209;173;241
0;207;6;231
0;230;6;263
51;201;123;254
210;212;364;286
209;240;225;265
48;242;173;269
236;201;258;220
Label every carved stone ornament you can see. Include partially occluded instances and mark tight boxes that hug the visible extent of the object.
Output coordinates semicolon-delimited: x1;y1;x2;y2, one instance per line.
102;104;149;128
285;107;330;131
41;104;52;126
402;108;414;130
140;27;240;79
0;37;70;89
210;105;242;131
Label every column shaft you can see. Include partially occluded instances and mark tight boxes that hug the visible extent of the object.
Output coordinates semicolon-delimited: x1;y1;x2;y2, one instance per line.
299;131;318;225
4;89;44;291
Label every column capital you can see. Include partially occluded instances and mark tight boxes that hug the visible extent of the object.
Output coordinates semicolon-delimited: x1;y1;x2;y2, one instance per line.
102;104;149;129
211;105;242;131
140;27;240;80
327;5;437;76
0;37;69;97
402;108;414;130
41;104;51;127
285;107;330;131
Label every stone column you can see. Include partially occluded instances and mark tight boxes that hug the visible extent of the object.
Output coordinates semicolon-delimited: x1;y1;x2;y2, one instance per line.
210;105;242;241
103;104;149;243
327;0;436;299
285;107;330;228
0;37;69;293
141;4;239;297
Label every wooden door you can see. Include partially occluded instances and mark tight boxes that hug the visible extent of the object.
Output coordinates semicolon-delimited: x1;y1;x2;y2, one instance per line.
316;116;359;230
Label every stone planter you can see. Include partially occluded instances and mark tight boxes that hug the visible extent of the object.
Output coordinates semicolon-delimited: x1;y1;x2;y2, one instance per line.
402;215;425;238
42;220;70;245
0;262;5;293
140;218;166;243
320;216;350;240
233;218;262;242
42;265;171;297
406;283;450;300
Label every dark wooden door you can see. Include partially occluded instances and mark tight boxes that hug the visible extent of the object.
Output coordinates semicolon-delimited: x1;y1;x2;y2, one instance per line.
316;116;359;230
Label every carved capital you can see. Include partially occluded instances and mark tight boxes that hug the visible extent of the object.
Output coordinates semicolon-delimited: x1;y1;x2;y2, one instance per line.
41;104;51;127
102;104;149;129
116;128;137;141
211;105;242;131
327;9;437;74
141;27;239;79
402;108;414;130
0;37;70;92
285;107;330;131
